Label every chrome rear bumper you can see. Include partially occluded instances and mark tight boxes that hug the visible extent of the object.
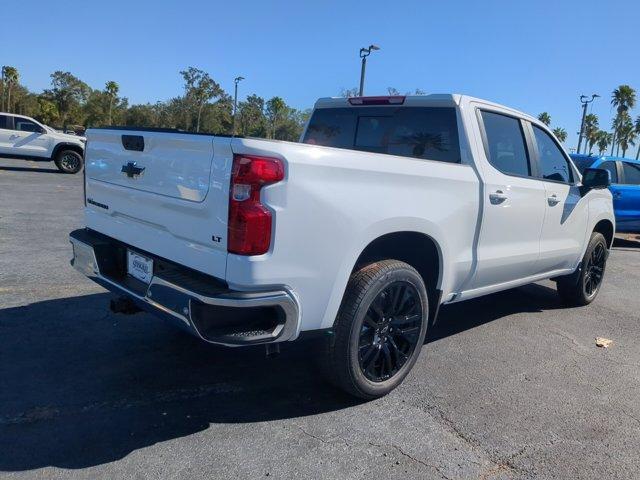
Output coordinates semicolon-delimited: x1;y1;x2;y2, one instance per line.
69;229;300;346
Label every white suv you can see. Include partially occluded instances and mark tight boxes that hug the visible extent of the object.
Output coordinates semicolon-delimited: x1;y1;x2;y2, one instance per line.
0;112;85;173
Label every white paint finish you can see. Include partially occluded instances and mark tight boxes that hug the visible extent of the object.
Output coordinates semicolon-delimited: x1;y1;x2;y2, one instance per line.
0;112;84;158
537;183;589;273
84;134;234;280
225;137;480;330
79;94;615;337
86;129;217;202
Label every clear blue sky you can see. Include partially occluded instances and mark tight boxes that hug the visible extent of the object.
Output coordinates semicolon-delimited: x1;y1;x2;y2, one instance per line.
2;0;638;149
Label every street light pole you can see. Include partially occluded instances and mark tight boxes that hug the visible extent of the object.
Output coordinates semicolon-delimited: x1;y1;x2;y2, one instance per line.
576;94;599;154
233;76;244;136
358;45;380;96
0;66;5;111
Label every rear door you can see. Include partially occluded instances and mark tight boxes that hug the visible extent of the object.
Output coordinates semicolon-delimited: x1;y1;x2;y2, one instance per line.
617;161;640;232
531;125;588;273
468;109;546;289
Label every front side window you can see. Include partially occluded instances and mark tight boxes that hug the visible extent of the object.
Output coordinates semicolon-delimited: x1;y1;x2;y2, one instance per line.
599;161;618;184
622;162;640;185
533;126;573;183
0;115;9;130
303;107;460;163
480;111;530;177
13;117;41;133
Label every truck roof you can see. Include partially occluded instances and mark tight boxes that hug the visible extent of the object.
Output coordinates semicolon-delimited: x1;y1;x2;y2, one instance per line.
313;94;539;125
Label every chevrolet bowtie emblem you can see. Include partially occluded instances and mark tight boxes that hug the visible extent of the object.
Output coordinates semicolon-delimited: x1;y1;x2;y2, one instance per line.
121;161;145;178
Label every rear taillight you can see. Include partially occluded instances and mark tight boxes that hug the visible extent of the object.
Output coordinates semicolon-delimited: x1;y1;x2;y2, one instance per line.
228;154;284;255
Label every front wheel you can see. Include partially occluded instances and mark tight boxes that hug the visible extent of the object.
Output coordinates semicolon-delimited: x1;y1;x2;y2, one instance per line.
557;232;608;306
325;260;429;399
54;149;83;174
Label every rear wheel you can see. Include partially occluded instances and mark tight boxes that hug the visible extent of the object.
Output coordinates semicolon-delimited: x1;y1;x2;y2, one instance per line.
54;149;83;174
557;232;608;306
325;260;429;399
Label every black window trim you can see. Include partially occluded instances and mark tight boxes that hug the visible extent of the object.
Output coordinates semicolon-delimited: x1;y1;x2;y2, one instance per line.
528;122;577;186
476;107;540;181
615;160;624;184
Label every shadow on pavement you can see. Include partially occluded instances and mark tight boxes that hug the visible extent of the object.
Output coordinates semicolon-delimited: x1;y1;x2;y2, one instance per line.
613;236;640;249
0;165;61;174
0;283;564;471
428;282;563;343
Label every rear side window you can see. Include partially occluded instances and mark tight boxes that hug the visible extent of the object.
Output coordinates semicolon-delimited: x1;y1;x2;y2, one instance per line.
0;115;9;129
303;107;460;163
622;162;640;185
533;126;573;183
480;111;530;177
600;161;618;184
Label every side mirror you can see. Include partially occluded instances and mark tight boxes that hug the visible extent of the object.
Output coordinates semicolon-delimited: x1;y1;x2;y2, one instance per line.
582;167;610;190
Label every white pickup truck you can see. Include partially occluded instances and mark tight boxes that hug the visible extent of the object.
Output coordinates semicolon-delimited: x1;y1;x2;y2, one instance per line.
70;94;614;398
0;112;85;173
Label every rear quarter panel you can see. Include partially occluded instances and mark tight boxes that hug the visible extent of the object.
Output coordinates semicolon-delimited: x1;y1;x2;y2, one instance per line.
226;138;480;332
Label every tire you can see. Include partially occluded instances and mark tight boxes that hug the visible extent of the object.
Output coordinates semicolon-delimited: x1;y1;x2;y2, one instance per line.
557;232;608;306
325;260;429;399
54;149;83;174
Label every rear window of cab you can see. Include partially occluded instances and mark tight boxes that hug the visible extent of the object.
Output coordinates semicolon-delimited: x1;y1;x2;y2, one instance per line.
302;107;461;163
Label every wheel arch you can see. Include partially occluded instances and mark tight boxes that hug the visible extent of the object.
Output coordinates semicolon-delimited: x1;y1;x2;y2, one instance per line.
51;142;84;160
593;218;614;248
351;231;444;323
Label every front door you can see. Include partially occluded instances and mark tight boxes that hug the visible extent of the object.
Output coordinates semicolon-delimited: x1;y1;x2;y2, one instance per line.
468;109;546;289
616;161;640;233
11;116;53;158
531;125;589;273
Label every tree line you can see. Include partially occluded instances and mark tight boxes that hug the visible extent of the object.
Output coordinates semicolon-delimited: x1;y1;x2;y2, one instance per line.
538;84;640;159
0;66;308;141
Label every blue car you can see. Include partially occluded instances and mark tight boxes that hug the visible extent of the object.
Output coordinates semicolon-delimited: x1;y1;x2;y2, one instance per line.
570;154;640;233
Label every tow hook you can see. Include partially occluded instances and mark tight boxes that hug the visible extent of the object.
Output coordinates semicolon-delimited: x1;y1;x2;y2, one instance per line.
110;296;142;315
265;343;280;358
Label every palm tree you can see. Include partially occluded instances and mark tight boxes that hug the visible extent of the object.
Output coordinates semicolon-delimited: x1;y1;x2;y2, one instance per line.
583;113;599;153
2;66;19;113
610;85;637;155
104;81;119;125
552;127;568;143
596;130;612;155
538;112;551;126
617;114;636;157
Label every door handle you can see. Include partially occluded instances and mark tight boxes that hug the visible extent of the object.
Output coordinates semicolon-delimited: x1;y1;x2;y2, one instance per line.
9;134;19;139
547;194;560;206
613;191;622;198
489;190;508;205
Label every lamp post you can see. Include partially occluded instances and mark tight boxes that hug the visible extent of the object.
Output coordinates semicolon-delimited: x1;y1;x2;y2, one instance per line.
358;45;380;96
233;76;244;135
577;94;599;154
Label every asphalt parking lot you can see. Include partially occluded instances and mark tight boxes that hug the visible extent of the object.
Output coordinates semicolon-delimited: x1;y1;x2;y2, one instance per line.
1;157;639;480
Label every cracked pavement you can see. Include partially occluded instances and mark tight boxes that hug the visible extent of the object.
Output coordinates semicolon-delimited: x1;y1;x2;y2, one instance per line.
1;158;639;479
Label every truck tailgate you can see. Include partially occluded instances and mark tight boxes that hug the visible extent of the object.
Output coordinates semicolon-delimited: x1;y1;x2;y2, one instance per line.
84;128;233;279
